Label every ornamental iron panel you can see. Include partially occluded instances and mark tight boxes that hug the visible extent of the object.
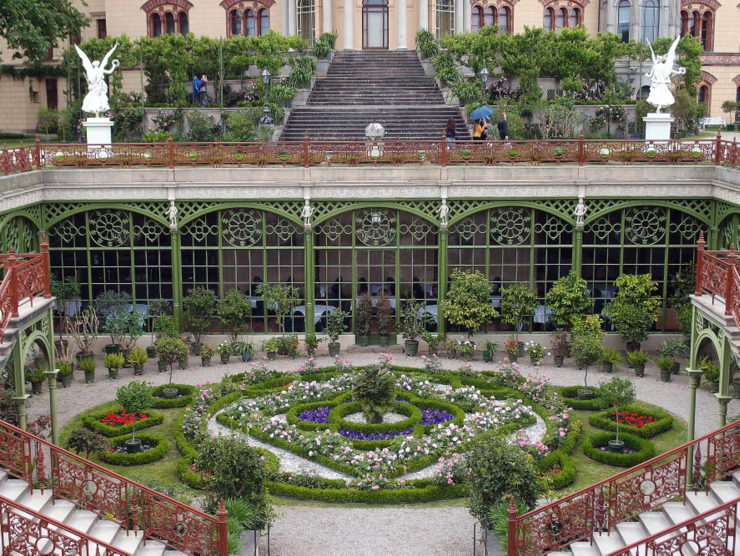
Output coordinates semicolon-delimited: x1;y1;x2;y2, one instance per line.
356;209;396;247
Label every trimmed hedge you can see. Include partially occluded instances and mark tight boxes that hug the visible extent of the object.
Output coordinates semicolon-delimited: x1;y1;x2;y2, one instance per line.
83;409;164;437
582;431;655;467
150;384;195;409
557;386;606;411
328;401;422;434
588;405;674;438
286;401;340;431
99;433;169;466
267;480;467;503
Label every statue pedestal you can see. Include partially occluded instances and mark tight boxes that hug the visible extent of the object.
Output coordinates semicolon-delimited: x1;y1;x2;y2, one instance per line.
643;112;674;142
83;117;113;155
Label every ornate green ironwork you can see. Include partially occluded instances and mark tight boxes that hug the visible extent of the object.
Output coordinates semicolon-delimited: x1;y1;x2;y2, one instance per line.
624;207;666;246
355;209;396;247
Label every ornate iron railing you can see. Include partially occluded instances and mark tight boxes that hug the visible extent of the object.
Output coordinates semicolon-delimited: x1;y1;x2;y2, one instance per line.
0;238;51;343
507;419;740;555
694;231;740;328
0;419;228;555
0;135;737;175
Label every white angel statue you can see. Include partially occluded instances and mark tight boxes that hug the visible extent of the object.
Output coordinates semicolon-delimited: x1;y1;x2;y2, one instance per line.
645;36;686;113
74;43;120;117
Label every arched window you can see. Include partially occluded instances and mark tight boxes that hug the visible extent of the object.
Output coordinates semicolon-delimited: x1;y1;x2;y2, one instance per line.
701;11;712;50
641;0;659;44
245;10;255;36
151;13;162;37
259;8;269;35
498;6;510;33
698;84;710;115
680;10;688;35
485;6;496;26
178;11;189;35
165;12;176;34
555;7;566;31
231;10;242;35
436;0;454;38
617;0;630;42
297;0;315;42
472;5;483;31
544;7;554;30
569;7;580;27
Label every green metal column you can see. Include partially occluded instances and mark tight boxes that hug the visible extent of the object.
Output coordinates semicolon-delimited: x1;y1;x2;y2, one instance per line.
11;338;28;431
438;226;448;334
686;304;701;489
717;395;731;427
171;227;183;329
44;368;59;445
304;228;315;334
572;227;583;276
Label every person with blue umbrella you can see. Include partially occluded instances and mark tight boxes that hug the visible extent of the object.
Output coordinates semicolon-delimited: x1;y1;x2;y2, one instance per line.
470;106;493;141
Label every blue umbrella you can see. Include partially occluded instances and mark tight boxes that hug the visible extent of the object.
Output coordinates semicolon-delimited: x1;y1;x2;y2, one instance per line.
469;106;494;121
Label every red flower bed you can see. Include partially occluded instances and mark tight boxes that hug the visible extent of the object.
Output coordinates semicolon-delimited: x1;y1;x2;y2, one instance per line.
99;409;149;428
610;410;657;429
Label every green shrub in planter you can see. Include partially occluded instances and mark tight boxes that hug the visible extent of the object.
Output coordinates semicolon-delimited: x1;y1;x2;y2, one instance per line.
99;433;169;466
82;408;164;437
556;386;605;410
588;405;673;438
150;383;196;408
582;431;655;467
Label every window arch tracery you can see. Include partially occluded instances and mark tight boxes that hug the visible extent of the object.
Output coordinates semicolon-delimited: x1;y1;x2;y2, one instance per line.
680;0;717;50
540;0;585;31
141;0;193;37
220;0;275;36
470;0;516;33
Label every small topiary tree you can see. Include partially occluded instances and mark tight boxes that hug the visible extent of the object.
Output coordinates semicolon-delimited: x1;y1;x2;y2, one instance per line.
155;336;189;385
218;289;252;344
603;274;661;350
183;287;217;346
256;283;302;335
352;360;397;424
544;271;591;330
115;380;153;441
598;376;636;444
571;315;605;388
443;269;499;337
500;283;538;344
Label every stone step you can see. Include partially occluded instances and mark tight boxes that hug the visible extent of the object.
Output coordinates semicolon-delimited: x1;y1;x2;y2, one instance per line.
111;528;145;554
592;531;625;554
569;541;600;556
709;479;740;504
638;511;672;536
615;521;649;549
88;518;123;546
0;477;29;502
685;490;723;516
662;501;696;525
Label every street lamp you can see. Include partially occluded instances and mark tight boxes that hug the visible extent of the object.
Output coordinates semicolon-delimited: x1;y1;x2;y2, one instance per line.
259;69;273;125
480;67;489;104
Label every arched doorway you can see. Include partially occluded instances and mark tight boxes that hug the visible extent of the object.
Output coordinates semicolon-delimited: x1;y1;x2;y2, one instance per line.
362;0;389;49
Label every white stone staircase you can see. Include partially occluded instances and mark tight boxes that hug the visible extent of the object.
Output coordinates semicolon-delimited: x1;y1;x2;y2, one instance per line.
549;472;740;556
0;469;185;555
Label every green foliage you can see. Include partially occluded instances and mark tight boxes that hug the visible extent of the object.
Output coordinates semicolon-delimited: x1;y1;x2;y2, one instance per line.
104;311;145;352
285;56;317;88
500;284;538;341
65;428;108;459
103;352;125;370
94;291;131;319
150;384;195;408
116;380;154;419
256;283;301;335
268;84;297;107
487;499;530;551
266;480;466;504
443;269;499;335
186;111;219;142
325;309;349;342
589;405;673;438
218;289;252;343
700;356;720;384
582;431;655;467
603;274;661;344
454;80;483;105
82;409;163;438
626;349;648;366
598;376;636;441
654;356;676;372
571;315;605;382
466;434;542;528
659;339;688;359
600;347;621;364
36;108;60;135
312;39;331;59
153;314;179;340
127;347;147;366
77;356;96;374
557;386;605;410
155;336;189;384
57;359;73;377
99;433;169;466
400;299;432;342
223;108;260;142
545;271;592;329
183;286;217;344
352;364;398;424
319;32;337;49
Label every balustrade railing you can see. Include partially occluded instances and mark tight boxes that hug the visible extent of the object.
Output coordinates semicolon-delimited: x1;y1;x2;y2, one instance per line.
507;419;740;555
694;231;740;328
0;135;737;175
0;419;228;555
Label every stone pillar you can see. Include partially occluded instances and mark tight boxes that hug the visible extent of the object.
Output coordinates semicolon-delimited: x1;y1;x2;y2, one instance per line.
603;0;614;34
717;395;732;427
323;0;333;35
44;368;59;445
343;0;354;49
630;0;640;43
398;0;408;48
419;0;429;30
454;0;463;33
288;0;297;35
284;0;290;35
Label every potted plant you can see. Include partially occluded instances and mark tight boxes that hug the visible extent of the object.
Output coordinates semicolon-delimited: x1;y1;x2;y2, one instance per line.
325;309;349;356
599;347;621;373
400;299;431;356
57;358;74;388
304;333;323;356
127;347;148;375
219;289;252;344
504;336;519;362
445;337;459;358
94;291;132;354
279;335;300;358
146;299;172;357
376;292;393;346
183;286;217;352
263;337;280;360
550;329;569;367
233;341;255;362
423;331;443;355
659;339;688;374
482;340;498;363
217;342;232;364
115;380;154;453
700;356;720;393
103;352;125;379
655;356;675;382
51;275;80;354
443;269;499;338
155;337;189;397
626;349;648;377
356;292;374;347
545;272;592;331
256;283;302;335
66;308;99;367
603;274;661;352
460;339;476;361
525;341;546;366
200;344;214;366
599;376;636;453
105;311;146;363
178;346;189;369
571;315;605;397
78;356;96;383
501;284;538;349
26;367;46;395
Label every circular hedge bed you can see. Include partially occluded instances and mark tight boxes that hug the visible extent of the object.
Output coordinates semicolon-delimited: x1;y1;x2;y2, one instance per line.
582;431;655;467
150;384;195;409
98;433;169;466
82;409;164;437
556;386;606;411
588;405;674;438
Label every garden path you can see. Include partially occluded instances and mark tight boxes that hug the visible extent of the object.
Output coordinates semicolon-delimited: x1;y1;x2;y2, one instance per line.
26;349;739;556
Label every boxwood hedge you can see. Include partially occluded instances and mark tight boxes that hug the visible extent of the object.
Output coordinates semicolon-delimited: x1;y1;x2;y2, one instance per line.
328;401;422;434
149;384;195;409
556;386;606;411
582;431;655;467
82;409;164;437
588;405;674;438
267;479;467;504
98;433;169;466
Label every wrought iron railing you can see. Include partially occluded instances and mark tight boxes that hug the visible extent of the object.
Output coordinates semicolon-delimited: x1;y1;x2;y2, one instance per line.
694;230;740;328
0;419;228;555
0;238;51;342
506;419;740;555
0;134;737;175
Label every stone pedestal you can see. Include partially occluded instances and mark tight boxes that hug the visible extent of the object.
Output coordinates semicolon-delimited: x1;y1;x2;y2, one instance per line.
82;117;113;154
643;112;674;141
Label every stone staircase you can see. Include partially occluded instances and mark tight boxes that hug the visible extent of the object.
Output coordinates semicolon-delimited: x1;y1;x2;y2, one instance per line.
280;50;471;141
0;470;185;555
550;472;740;555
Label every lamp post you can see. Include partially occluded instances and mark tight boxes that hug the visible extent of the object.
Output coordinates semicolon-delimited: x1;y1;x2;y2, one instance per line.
259;69;273;125
480;67;489;104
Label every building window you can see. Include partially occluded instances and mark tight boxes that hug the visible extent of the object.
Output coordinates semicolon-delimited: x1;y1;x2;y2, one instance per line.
544;7;554;30
231;10;242;35
569;7;580;27
151;13;162;36
682;7;713;50
297;0;315;42
498;6;510;33
472;5;483;31
641;0;659;44
544;3;581;31
179;11;189;35
142;0;193;38
698;84;710;115
485;6;495;26
259;8;269;34
555;7;566;31
246;10;256;36
96;19;107;39
472;3;511;31
223;1;272;37
436;0;454;38
617;0;630;42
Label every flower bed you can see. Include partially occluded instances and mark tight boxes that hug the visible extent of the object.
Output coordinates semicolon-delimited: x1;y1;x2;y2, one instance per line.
582;431;655;467
150;384;196;409
588;405;674;438
83;409;164;437
98;433;169;466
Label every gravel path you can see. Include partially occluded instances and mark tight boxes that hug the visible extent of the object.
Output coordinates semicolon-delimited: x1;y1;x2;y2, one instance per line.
25;348;738;556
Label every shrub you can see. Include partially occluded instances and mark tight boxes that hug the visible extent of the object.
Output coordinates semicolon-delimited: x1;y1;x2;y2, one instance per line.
603;274;661;345
352;364;397;424
443;269;499;336
150;383;195;408
218;288;252;344
223;108;259;142
582;431;655;467
556;386;605;410
116;381;154;439
589;405;674;438
99;433;169;466
36;107;59;135
545;271;592;330
313;39;331;59
183;286;216;345
65;428;108;458
186;111;219;142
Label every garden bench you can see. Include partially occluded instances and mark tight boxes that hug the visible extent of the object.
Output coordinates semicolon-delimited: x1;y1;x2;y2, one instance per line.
699;117;726;129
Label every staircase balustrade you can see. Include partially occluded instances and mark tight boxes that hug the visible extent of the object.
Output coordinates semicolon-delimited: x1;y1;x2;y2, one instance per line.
0;419;228;555
507;419;740;555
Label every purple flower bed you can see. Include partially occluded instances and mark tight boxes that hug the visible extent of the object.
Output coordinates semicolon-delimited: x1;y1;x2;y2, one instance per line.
420;409;455;425
298;406;332;424
339;428;414;441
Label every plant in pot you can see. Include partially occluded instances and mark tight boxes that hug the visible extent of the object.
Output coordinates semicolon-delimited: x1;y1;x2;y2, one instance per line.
626;349;648;377
106;311;146;364
94;291;132;354
700;356;720;393
65;308;99;368
200;344;214;366
146;299;172;357
50;275;80;355
525;341;547;366
599;376;636;453
400;298;431;356
460;339;476;361
78;356;96;383
26;366;46;395
233;341;255;362
256;283;302;336
445;337;459;359
571;315;605;398
599;347;621;373
423;331;443;355
304;333;323;356
217;342;232;364
115;380;154;453
500;284;538;350
219;289;252;345
352;359;397;424
127;347;148;376
103;352;125;379
356;292;374;347
545;271;592;332
504;336;519;362
550;329;569;367
483;340;498;363
57;358;74;388
443;269;499;339
325;309;349;356
183;286;217;352
262;338;280;360
376;292;394;346
602;273;661;353
155;336;189;398
655;356;675;382
659;339;688;374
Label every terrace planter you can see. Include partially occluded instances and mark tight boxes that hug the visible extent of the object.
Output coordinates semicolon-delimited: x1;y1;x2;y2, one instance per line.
554;355;565;367
30;381;43;395
133;364;144;376
178;356;188;369
328;342;341;356
146;346;157;358
125;438;142;454
607;439;625;453
84;371;95;383
201;356;211;367
660;369;672;382
107;368;118;379
633;364;645;377
404;340;419;356
576;388;595;400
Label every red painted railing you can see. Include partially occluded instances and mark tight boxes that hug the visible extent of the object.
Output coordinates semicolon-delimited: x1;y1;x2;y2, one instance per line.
694;230;740;328
507;419;740;555
0;134;738;175
0;238;51;342
0;419;228;555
